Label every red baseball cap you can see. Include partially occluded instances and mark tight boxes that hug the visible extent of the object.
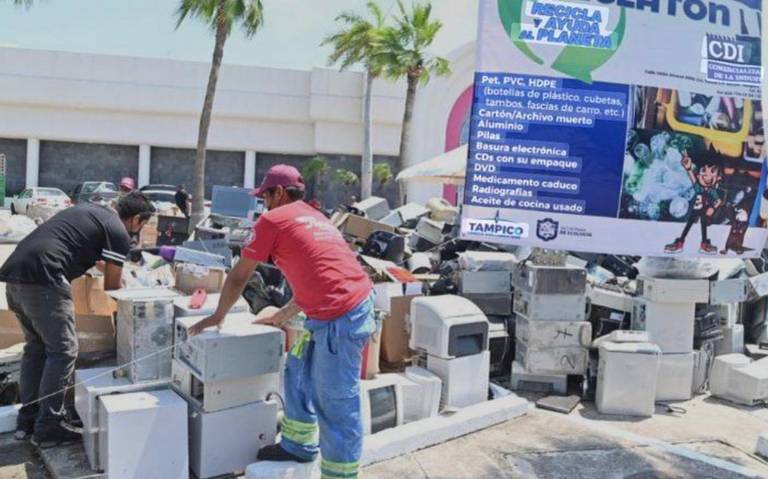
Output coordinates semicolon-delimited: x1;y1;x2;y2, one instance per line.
252;164;306;197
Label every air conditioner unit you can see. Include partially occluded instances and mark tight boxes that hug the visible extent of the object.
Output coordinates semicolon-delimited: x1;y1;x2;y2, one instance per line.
174;314;284;382
360;375;405;435
510;263;587;296
513;290;586;322
409;295;489;359
458;270;511;294
170;359;279;413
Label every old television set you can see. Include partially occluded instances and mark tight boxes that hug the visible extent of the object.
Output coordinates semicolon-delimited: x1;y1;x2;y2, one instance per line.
360;376;404;435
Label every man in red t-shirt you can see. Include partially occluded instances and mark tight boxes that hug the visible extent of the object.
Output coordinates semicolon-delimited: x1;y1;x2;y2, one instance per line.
190;165;374;478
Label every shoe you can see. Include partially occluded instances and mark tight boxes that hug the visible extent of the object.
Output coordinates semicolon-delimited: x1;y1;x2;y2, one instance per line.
257;443;314;463
699;241;717;255
14;421;34;441
664;239;684;254
31;423;82;449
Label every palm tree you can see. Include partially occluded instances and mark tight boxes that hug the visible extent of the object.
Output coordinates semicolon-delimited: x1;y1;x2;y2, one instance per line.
377;0;450;203
301;155;329;200
373;162;393;194
176;0;264;227
322;1;387;201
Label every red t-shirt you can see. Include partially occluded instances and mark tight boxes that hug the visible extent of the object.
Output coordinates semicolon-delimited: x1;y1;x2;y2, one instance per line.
242;201;372;320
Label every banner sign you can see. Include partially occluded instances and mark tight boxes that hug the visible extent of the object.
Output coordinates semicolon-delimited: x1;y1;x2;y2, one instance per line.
461;0;766;257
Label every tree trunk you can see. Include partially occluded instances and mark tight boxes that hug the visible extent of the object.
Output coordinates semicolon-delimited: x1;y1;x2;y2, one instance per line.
361;70;374;200
190;1;229;230
397;74;419;205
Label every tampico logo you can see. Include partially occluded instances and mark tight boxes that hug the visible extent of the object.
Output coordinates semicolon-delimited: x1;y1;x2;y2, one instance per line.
465;210;529;239
536;218;559;242
497;0;626;83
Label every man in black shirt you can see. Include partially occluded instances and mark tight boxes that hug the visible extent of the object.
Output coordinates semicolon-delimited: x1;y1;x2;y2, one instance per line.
175;184;190;217
0;192;155;446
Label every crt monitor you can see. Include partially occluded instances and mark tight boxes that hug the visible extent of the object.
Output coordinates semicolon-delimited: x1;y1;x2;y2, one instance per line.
360;376;404;435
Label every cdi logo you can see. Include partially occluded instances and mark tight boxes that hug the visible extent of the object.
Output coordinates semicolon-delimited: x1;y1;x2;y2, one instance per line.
536;218;559;242
702;34;752;64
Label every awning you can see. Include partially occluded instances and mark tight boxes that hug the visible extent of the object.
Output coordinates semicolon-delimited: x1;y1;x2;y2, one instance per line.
396;145;468;185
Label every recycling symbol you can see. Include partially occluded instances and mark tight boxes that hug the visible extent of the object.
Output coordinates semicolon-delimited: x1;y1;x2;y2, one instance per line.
497;0;626;83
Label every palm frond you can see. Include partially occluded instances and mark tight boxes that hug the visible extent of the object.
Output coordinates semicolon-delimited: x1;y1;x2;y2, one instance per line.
323;0;389;73
176;0;263;37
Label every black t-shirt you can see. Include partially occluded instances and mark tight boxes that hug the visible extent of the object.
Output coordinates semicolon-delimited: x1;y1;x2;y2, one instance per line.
0;203;131;286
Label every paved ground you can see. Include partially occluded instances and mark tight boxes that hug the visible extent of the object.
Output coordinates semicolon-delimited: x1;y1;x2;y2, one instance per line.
0;393;766;479
0;435;47;479
365;394;768;479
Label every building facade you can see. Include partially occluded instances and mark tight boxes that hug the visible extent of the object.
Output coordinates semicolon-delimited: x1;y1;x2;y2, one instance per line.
0;44;475;207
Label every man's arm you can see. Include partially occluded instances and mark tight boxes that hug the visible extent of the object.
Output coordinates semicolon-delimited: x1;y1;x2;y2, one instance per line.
254;299;302;328
188;255;260;335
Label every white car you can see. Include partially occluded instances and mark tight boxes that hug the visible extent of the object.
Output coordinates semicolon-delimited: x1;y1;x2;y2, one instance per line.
10;187;72;216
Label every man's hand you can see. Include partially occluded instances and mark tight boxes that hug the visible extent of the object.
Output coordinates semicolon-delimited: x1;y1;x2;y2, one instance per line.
188;314;224;336
253;307;290;328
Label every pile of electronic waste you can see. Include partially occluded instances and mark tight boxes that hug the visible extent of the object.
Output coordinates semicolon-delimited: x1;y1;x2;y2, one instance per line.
3;194;768;479
338;196;768;418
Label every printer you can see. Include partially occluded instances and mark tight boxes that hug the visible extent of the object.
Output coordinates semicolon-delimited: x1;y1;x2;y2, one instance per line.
409;295;490;360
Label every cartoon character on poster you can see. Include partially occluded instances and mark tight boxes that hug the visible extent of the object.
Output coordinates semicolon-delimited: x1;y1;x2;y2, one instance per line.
664;150;723;255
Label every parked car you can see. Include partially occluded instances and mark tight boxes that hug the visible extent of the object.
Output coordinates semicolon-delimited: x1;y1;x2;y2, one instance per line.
139;184;177;193
10;187;71;216
142;189;179;211
141;187;212;217
71;182;118;205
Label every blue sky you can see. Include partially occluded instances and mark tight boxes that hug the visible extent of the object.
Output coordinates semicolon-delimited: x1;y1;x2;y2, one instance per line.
0;0;477;70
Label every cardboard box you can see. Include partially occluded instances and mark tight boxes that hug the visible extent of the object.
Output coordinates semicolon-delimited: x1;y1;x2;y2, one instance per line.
76;315;116;354
0;309;114;354
174;264;226;295
340;214;396;241
139;225;159;248
71;275;118;317
0;310;23;349
381;296;421;364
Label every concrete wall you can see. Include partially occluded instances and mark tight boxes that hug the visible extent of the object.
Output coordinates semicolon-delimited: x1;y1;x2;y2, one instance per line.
150;147;245;198
0;44;475;206
0;47;404;156
0;138;26;196
38;140;138;193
